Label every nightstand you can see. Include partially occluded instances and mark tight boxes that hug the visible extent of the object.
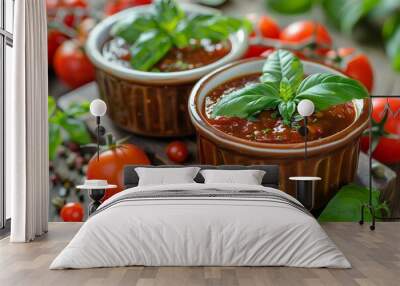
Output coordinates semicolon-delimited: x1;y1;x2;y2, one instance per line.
77;180;117;215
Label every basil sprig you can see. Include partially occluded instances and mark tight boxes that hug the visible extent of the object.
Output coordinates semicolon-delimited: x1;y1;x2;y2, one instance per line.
110;0;251;71
211;49;369;125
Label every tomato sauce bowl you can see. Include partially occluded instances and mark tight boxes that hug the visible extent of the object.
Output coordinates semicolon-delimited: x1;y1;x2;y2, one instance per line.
189;58;369;209
86;3;248;137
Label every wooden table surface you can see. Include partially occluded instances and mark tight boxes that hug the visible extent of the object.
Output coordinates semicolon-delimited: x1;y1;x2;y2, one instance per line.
1;222;400;286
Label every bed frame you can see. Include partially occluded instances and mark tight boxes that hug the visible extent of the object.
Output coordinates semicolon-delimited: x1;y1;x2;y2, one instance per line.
123;165;280;189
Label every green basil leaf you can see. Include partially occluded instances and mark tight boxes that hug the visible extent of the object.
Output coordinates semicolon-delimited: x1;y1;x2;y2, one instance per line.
48;96;57;117
60;117;91;145
278;100;296;125
318;184;382;222
211;83;281;119
385;24;400;71
154;0;185;33
49;123;62;161
261;50;304;91
111;15;157;44
130;30;172;71
322;0;379;33
64;101;90;118
266;0;313;14
279;77;293;102
295;73;369;110
180;15;251;44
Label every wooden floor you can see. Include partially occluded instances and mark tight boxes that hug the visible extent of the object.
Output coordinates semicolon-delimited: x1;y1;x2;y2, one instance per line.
0;223;399;286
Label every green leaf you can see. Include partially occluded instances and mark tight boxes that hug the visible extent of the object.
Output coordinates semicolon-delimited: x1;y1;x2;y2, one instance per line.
261;50;304;91
318;184;382;222
49;123;62;161
266;0;313;14
60;117;91;145
179;15;251;45
154;0;185;33
322;0;379;33
48;96;57;117
279;77;293;102
64;101;90;118
111;15;157;44
211;83;281;119
385;25;400;71
295;73;369;110
129;30;172;71
278;100;296;125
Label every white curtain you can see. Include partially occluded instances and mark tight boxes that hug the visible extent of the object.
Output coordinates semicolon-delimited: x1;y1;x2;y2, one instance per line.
7;0;49;242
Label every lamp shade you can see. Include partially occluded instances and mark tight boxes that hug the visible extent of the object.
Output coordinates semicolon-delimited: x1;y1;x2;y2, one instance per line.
90;99;107;117
297;99;315;117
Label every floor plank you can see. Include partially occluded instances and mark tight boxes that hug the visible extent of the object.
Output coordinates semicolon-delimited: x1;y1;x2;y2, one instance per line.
0;222;399;286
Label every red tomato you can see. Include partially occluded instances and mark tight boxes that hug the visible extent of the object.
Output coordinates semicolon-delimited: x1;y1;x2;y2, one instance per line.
53;40;95;88
104;0;152;15
243;45;269;58
60;202;84;222
166;141;189;163
86;144;150;200
360;98;400;164
46;0;88;27
280;20;332;53
47;29;69;66
326;48;374;92
258;16;280;39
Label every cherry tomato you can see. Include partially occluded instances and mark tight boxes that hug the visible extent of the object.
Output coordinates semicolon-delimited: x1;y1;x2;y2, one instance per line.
166;141;189;163
280;20;332;53
243;45;269;58
60;202;84;222
258;16;280;39
46;0;88;27
326;48;374;92
360;98;400;164
47;29;69;66
244;16;279;58
104;0;152;15
53;39;95;88
87;144;150;200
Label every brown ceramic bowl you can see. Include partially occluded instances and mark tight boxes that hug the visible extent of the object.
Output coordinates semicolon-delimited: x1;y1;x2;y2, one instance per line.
86;4;248;137
189;58;369;209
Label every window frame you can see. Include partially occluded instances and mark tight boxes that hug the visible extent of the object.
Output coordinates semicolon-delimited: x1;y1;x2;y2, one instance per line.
0;0;13;232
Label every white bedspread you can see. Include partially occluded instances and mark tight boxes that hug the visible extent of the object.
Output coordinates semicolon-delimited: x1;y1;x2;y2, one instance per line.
50;183;350;269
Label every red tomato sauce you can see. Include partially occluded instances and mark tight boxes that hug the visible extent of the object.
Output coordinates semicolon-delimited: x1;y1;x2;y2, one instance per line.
204;74;356;144
103;38;231;72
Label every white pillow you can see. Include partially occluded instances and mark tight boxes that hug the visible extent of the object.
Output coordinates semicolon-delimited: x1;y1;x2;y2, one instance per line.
200;169;266;185
135;167;200;186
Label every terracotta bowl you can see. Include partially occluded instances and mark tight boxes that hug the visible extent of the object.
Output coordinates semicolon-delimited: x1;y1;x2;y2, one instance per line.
189;58;370;209
86;3;249;137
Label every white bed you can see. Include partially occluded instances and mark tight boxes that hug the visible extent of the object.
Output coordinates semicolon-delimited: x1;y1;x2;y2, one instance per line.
50;182;350;269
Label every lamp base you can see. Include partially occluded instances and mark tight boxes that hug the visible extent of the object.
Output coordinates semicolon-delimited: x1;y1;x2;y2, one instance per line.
88;189;106;216
359;203;376;231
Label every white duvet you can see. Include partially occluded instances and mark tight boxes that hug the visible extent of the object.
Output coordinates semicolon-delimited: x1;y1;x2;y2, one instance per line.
50;183;350;269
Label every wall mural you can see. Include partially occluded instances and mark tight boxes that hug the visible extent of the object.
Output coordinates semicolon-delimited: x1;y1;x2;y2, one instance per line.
46;0;400;223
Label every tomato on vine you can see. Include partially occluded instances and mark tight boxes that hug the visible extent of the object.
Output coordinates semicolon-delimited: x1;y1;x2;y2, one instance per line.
326;48;374;92
86;134;150;201
360;98;400;164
